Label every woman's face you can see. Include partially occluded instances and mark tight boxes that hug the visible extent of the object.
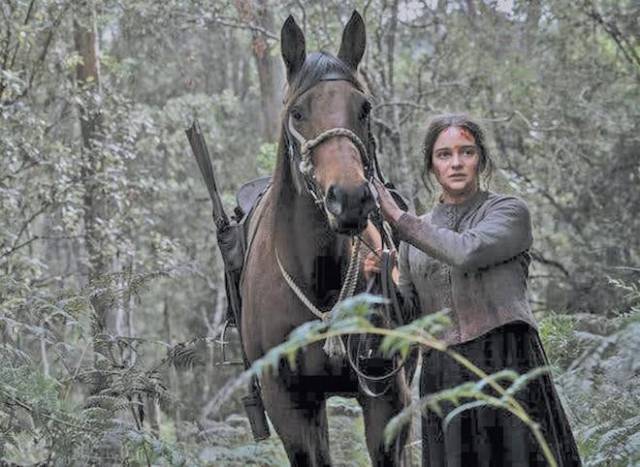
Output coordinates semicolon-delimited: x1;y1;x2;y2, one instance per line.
431;126;480;199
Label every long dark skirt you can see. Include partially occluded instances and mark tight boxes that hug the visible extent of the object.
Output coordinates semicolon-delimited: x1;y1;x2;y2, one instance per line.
421;322;581;467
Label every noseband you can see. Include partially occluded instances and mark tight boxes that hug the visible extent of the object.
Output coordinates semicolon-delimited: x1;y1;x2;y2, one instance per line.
288;116;371;179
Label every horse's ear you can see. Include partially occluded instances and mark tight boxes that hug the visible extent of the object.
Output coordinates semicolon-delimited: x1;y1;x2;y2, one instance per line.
337;11;366;70
281;15;306;83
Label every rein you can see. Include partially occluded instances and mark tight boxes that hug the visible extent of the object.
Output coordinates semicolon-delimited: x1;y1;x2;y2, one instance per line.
346;248;407;397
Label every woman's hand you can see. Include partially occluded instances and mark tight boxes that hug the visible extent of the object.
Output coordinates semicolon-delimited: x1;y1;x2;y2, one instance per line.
363;248;383;280
363;248;398;282
372;179;404;225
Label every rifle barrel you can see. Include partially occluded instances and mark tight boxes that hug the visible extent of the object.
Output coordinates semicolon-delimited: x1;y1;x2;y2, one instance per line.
186;120;229;229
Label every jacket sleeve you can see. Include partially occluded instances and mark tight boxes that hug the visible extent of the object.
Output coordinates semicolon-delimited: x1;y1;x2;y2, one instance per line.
395;196;533;271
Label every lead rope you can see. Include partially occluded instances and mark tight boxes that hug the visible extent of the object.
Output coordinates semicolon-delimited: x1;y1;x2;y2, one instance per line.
275;236;362;358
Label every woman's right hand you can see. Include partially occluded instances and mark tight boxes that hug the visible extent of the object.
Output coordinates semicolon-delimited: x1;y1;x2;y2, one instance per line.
372;179;403;225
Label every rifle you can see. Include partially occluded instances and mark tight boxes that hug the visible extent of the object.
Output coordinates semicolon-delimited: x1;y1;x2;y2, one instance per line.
186;121;229;230
186;120;245;311
185;120;270;441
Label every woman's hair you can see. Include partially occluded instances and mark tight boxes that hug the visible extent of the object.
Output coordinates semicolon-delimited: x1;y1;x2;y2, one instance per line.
420;113;494;194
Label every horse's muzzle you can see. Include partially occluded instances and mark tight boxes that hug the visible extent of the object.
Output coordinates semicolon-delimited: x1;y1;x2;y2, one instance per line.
324;182;375;234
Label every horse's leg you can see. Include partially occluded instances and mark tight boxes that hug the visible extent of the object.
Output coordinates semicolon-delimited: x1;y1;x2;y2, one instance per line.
261;375;330;467
358;378;411;467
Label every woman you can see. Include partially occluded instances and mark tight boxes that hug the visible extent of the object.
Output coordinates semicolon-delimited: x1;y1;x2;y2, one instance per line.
366;114;581;466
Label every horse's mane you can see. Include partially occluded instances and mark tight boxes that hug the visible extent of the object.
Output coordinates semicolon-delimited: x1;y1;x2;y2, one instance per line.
272;52;368;193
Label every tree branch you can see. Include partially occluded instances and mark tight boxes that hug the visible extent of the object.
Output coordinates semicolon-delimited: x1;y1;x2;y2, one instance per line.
1;235;40;260
209;16;277;41
7;0;35;71
23;3;71;98
583;0;640;72
529;249;571;278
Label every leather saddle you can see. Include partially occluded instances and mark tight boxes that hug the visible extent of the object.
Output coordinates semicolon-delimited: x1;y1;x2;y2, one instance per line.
217;176;271;324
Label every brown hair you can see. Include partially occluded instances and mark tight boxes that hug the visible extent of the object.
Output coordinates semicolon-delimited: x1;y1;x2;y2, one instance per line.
420;113;494;194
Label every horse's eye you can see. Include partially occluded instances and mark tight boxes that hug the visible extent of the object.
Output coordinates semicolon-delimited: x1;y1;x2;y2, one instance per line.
291;108;304;122
359;101;371;121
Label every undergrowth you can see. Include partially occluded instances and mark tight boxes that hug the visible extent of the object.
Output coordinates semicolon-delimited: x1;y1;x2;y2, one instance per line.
2;276;638;465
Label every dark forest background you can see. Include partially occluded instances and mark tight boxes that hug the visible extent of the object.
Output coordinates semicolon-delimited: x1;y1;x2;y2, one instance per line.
1;0;639;464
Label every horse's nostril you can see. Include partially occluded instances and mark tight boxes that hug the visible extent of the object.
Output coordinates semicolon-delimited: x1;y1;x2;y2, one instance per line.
325;185;343;216
326;185;336;201
361;184;373;202
361;183;375;216
325;183;375;229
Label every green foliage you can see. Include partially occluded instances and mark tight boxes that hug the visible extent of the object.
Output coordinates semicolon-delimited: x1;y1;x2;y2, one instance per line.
122;430;194;467
326;398;369;466
0;282;204;464
607;277;640;315
198;435;288;466
256;142;278;176
542;279;640;466
0;363;107;464
538;313;583;371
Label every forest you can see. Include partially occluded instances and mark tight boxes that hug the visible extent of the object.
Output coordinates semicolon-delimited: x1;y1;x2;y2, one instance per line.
1;0;639;465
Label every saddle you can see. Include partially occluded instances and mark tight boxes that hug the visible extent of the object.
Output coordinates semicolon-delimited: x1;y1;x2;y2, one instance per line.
235;175;271;223
217;176;271;325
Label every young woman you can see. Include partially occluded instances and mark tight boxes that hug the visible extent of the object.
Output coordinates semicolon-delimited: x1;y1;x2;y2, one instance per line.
366;114;581;466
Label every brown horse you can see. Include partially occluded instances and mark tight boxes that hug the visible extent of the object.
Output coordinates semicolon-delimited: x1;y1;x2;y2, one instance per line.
239;11;411;467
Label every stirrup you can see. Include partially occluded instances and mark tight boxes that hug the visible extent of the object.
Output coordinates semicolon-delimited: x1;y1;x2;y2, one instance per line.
214;319;244;366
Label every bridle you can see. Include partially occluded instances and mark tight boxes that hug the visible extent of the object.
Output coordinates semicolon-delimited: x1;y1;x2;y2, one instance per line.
283;73;377;208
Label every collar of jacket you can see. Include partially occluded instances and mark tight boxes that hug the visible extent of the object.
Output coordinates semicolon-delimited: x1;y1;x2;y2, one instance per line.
433;190;489;230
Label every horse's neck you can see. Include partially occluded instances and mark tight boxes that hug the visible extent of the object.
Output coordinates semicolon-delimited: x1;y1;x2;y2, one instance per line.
274;186;348;301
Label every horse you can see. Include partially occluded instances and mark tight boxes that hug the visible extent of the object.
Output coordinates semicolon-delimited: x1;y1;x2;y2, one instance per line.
239;11;411;466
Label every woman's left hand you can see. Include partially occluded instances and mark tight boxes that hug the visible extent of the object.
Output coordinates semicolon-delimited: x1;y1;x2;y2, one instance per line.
372;179;404;225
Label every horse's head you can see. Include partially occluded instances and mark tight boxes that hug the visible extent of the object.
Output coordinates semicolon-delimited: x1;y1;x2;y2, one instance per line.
280;12;376;235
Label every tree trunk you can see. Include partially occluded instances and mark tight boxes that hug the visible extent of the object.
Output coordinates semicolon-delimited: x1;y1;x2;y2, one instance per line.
74;4;113;342
234;0;283;142
240;54;251;100
465;0;477;21
230;31;242;95
523;0;542;53
162;296;181;439
377;0;415;209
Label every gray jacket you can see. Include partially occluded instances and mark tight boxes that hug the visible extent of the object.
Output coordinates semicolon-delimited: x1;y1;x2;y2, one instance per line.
395;190;538;345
